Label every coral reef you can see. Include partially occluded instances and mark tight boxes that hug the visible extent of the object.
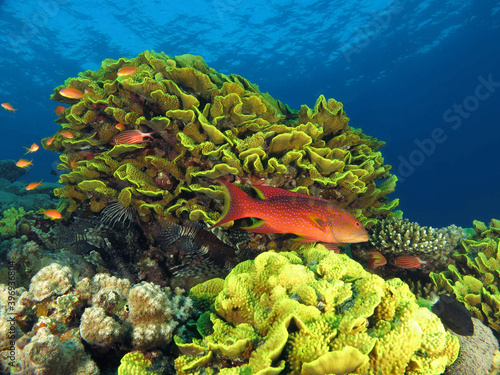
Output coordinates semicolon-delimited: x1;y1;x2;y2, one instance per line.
0;265;194;374
0;207;27;239
175;245;459;374
44;50;398;241
367;217;468;269
29;263;74;301
430;218;500;335
0;177;61;216
117;351;155;375
0;159;27;182
13;327;99;375
78;274;193;350
444;317;500;375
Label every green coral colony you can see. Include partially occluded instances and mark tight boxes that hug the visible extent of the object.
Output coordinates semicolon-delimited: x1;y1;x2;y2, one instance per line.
44;50;398;228
1;50;496;374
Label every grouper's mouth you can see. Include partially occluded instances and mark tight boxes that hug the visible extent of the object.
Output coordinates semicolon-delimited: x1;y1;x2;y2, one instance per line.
347;232;369;243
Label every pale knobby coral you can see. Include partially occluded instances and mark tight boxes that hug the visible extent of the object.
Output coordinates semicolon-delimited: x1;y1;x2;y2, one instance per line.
127;282;192;350
28;263;75;302
79;306;125;346
13;327;99;375
77;274;194;350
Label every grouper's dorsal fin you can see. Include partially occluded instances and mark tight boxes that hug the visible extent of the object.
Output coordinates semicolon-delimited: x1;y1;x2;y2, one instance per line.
253;185;329;202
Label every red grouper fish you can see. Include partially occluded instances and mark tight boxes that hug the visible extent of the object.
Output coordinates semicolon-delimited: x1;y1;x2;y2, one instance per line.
209;179;369;246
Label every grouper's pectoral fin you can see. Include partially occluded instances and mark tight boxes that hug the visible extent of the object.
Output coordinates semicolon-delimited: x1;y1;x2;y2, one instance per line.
305;215;328;231
241;220;276;233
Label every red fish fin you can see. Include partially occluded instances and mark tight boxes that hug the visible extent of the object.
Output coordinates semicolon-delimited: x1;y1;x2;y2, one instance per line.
253;185;329;202
241;220;276;233
209;179;258;229
321;243;341;253
306;215;327;231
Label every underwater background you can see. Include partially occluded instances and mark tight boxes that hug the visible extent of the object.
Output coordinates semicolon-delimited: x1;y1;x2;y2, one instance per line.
1;0;499;227
1;1;500;375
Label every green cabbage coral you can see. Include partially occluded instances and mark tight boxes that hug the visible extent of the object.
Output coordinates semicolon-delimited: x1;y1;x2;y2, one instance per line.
117;352;154;375
175;245;459;374
430;218;500;333
44;50;397;229
0;207;26;239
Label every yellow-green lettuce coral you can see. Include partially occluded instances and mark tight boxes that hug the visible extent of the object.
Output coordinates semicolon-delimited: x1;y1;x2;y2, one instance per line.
175;245;459;374
430;218;500;334
44;50;397;230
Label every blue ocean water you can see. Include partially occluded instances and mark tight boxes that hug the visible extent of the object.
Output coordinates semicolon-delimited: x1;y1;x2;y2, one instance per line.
0;0;498;228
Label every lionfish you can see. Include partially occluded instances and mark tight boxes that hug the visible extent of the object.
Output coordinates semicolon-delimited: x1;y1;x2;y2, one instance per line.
52;216;137;282
100;202;138;229
151;219;248;279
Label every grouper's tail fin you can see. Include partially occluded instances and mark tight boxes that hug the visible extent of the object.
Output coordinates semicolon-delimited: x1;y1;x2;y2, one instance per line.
208;179;260;229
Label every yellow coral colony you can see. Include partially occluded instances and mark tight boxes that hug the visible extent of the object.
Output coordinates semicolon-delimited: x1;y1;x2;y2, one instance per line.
176;245;459;374
44;51;398;229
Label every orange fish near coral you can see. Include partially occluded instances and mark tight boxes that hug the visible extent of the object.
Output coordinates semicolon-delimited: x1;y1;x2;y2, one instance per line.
23;143;39;154
210;179;369;245
117;67;138;76
367;251;387;271
392;255;428;269
26;180;43;190
38;209;62;220
59;87;84;99
16;159;32;168
46;136;55;146
60;131;74;139
111;129;155;145
55;106;66;115
69;159;79;169
1;102;17;112
115;122;125;131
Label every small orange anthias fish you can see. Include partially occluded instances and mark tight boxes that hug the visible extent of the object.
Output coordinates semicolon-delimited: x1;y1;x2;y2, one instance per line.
16;159;33;168
26;180;43;190
392;255;429;269
209;179;369;246
23;143;39;154
367;251;387;271
55;105;66;115
115;122;125;131
1;102;17;112
117;67;138;76
46;136;55;146
38;209;62;220
59;87;84;99
111;129;155;145
60;131;74;139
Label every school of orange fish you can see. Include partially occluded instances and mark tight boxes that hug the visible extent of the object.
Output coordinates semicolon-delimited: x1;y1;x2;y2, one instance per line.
0;66;141;221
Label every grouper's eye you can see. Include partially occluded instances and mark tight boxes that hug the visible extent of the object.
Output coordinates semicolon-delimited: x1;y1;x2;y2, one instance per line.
354;221;361;227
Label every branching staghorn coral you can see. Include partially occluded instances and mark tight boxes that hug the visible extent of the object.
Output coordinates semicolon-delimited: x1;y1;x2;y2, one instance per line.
369;217;468;269
44;51;398;233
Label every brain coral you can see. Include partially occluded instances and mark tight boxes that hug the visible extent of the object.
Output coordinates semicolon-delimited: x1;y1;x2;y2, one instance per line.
44;50;397;230
175;245;459;374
